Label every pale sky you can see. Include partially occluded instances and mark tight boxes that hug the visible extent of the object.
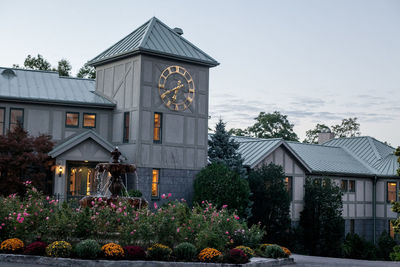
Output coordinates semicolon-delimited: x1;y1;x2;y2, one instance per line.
1;0;399;146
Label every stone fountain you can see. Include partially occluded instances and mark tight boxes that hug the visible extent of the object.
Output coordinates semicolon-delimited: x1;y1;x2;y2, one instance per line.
80;148;148;209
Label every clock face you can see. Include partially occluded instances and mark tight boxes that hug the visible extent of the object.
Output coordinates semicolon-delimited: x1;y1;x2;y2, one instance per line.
158;65;195;111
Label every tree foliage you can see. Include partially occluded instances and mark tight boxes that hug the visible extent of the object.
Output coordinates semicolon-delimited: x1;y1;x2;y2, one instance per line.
248;163;291;244
57;59;72;77
228;128;249;137
0;124;54;196
247;111;299;141
77;63;96;79
304;118;361;144
298;177;344;257
23;54;52;71
209;119;246;177
193;163;251;218
391;147;400;234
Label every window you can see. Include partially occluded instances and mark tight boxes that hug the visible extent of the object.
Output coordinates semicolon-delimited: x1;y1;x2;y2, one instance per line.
350;219;355;234
387;182;397;202
152;169;160;198
123;112;130;143
0;108;4;135
349;180;356;192
284;176;293;201
389;220;395;239
341;179;355;193
341;180;348;192
153;112;162;143
9;108;24;131
83;113;96;128
65;112;79;127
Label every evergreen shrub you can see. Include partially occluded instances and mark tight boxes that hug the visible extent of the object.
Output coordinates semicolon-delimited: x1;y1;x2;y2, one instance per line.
75;239;101;259
174;242;197;261
264;245;287;259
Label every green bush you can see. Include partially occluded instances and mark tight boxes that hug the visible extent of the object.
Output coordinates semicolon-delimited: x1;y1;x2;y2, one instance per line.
147;243;172;261
390;245;400;261
75;239;101;259
342;233;377;260
377;231;396;260
174;242;197;261
264;245;287;258
128;189;143;197
46;241;72;258
193;163;250;218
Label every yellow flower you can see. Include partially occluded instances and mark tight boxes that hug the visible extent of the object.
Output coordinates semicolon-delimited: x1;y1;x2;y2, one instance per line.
198;248;222;262
101;243;124;258
0;238;24;252
234;246;255;257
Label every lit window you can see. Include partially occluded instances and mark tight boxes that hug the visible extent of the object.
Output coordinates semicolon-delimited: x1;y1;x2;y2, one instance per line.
387;182;397;202
0;108;4;135
10;108;24;131
153;113;162;143
123;112;130;143
284;176;293;201
349;180;356;192
83;113;96;128
389;220;395;239
341;180;348;192
152;169;160;198
66;112;79;127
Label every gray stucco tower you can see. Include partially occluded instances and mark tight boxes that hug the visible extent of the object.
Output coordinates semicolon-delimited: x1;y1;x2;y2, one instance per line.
89;17;219;203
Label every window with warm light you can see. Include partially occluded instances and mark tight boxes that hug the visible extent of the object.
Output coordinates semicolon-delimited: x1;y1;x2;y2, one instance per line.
153;112;162;143
349;180;356;192
83;113;96;128
123;112;130;143
341;180;348;192
66;112;79;127
0;107;4;135
389;220;395;239
284;176;293;201
10;108;24;131
152;169;160;198
387;182;397;202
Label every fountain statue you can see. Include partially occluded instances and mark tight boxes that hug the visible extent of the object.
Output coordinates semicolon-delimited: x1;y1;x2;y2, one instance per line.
80;147;148;209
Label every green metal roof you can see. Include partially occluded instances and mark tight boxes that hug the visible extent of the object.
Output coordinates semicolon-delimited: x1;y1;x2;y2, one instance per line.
89;17;219;67
324;136;398;177
0;67;114;108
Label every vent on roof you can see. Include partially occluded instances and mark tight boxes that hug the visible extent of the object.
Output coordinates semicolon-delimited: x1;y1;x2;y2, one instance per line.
1;68;16;79
173;27;183;35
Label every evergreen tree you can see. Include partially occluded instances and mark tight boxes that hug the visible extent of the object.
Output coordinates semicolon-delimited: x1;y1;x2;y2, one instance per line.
208;119;246;177
248;163;291;245
77;62;96;79
57;59;72;77
299;178;344;257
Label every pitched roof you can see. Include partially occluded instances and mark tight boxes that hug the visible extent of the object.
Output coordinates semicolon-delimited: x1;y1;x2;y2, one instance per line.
0;67;114;108
324;136;398;176
88;17;219;67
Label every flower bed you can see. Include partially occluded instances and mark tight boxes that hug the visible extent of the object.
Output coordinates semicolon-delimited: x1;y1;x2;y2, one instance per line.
0;183;292;264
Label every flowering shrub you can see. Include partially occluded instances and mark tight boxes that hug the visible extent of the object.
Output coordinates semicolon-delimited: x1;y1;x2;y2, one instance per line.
45;241;72;258
281;246;291;256
24;241;47;255
75;239;101;259
234;245;255;258
124;245;146;260
147;243;172;261
228;248;249;264
0;238;24;253
198;248;222;262
174;242;197;261
101;243;124;259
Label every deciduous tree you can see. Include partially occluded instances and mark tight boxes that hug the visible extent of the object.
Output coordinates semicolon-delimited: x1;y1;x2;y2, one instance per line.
23;54;52;71
57;59;72;77
303;123;330;144
77;63;96;79
331;117;360;138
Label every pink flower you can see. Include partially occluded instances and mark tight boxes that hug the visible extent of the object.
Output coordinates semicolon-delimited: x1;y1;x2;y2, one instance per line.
225;231;229;234
154;202;158;209
45;217;49;220
46;196;50;201
227;218;230;222
177;227;180;233
1;223;4;226
168;193;172;198
201;201;205;204
130;231;134;235
98;197;102;202
234;215;240;220
171;216;175;221
161;194;166;199
91;201;95;206
222;205;228;209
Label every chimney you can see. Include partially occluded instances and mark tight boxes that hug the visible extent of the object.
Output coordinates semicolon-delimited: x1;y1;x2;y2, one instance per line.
318;128;334;144
173;27;183;35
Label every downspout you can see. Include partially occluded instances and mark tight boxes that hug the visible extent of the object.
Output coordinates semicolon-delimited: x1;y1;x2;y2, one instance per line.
373;175;377;245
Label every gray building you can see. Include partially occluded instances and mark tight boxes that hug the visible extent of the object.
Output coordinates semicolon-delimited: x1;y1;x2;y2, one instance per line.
0;17;218;204
233;133;399;243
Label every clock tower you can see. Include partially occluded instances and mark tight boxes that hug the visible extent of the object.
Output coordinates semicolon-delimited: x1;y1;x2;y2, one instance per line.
89;17;219;203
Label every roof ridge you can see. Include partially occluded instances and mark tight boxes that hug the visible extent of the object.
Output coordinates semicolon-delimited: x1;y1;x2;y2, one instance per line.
0;67;58;74
370;136;396;150
286;140;343;149
139;17;158;49
59;76;94;81
340;146;376;174
367;136;382;160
